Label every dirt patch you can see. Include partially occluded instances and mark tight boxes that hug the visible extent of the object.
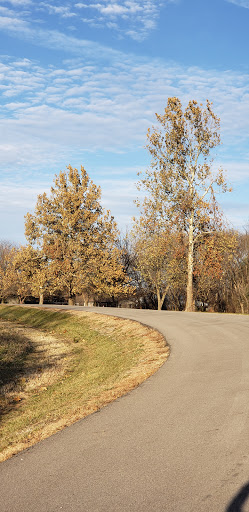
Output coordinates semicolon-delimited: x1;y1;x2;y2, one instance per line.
0;319;72;416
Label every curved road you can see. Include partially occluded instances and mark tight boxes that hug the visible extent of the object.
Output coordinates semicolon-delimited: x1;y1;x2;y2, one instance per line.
1;307;249;511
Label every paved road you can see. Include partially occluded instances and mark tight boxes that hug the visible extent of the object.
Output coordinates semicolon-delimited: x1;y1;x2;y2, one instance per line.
1;307;249;511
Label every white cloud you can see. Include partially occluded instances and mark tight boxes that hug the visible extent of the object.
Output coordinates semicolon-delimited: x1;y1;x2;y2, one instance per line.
75;0;168;40
1;54;249;185
0;5;14;15
0;14;28;29
0;181;50;243
215;160;249;182
39;2;76;18
0;183;47;212
219;193;249;230
88;2;143;16
0;12;249;232
0;14;122;60
226;0;249;7
0;1;248;235
0;0;171;41
0;0;32;5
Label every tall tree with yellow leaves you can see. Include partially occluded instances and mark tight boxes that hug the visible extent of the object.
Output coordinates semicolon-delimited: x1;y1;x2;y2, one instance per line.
25;165;129;304
137;97;231;311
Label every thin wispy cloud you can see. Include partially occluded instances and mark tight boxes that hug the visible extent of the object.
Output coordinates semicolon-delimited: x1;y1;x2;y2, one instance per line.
0;5;15;15
226;0;249;7
0;0;170;41
1;54;249;178
0;0;32;31
0;0;249;236
0;17;29;33
0;0;32;5
0;8;122;60
75;0;167;40
38;2;76;18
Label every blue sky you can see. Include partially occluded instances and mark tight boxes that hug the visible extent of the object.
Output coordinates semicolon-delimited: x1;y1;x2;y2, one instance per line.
0;0;249;243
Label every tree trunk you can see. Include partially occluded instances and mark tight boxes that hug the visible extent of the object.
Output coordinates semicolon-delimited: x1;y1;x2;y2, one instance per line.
39;293;44;305
157;287;168;311
157;289;163;311
185;215;195;312
68;282;75;305
240;302;244;315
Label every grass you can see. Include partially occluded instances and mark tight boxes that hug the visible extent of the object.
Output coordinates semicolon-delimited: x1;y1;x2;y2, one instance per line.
0;305;169;462
0;327;32;387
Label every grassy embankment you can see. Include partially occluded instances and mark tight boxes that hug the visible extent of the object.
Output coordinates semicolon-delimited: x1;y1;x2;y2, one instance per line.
0;305;169;461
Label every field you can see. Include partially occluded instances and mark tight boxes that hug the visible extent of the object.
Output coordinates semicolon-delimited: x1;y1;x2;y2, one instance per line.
0;306;169;461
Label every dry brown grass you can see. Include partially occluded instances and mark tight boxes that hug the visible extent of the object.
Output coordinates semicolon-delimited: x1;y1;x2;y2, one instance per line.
0;319;72;410
0;308;169;462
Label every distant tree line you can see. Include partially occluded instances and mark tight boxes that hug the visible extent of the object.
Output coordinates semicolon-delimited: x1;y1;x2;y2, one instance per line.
119;226;249;313
0;98;248;313
1;224;248;313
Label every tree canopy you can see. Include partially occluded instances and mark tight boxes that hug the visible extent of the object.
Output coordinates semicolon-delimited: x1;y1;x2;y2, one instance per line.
137;97;232;311
25;165;130;304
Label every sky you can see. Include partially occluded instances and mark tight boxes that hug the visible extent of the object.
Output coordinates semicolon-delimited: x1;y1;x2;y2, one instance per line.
0;0;249;244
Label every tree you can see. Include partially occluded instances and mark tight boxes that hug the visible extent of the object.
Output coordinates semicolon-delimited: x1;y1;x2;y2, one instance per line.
193;228;237;311
25;165;129;304
3;245;43;304
137;97;231;311
0;240;15;302
227;229;249;314
2;244;52;305
132;215;186;310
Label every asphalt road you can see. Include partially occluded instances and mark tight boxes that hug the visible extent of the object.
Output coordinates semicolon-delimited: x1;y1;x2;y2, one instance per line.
1;307;249;511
